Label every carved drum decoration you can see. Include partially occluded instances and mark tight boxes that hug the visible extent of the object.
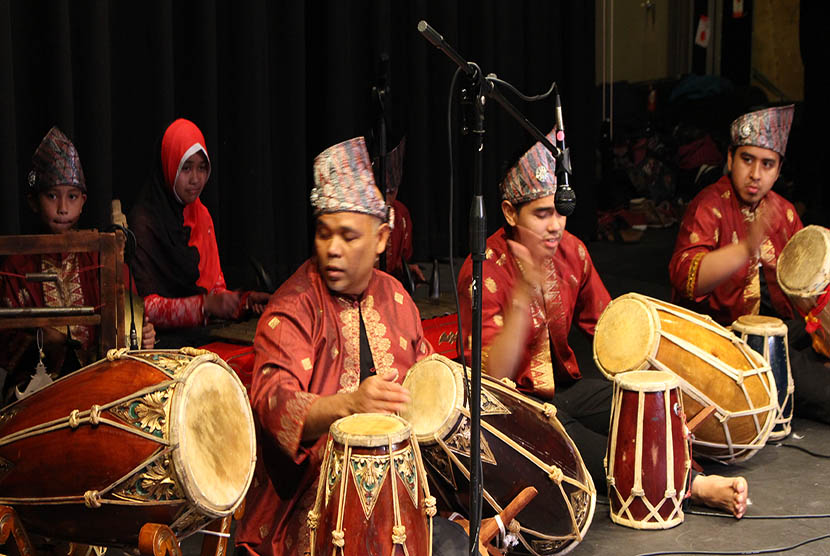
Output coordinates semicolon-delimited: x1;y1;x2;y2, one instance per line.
0;348;256;547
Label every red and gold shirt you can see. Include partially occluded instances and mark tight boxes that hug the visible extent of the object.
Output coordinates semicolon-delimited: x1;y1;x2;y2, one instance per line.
669;175;803;325
457;229;610;400
235;260;432;556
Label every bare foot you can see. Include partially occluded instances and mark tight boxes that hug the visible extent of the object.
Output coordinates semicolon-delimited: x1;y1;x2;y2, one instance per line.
690;475;748;518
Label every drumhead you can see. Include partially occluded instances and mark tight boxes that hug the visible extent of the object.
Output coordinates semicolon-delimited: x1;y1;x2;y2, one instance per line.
594;294;659;378
614;370;678;392
731;315;787;336
331;413;410;447
399;354;463;444
778;225;830;296
170;356;256;517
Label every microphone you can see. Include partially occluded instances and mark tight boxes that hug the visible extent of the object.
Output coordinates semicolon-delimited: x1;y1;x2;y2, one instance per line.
553;91;576;216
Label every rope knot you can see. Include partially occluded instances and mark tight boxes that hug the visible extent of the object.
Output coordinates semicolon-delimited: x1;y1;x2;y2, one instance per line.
392;525;406;544
548;465;563;484
543;403;557;418
90;405;102;426
69;409;81;429
331;530;345;548
84;490;102;508
423;496;437;517
306;510;319;530
106;348;129;361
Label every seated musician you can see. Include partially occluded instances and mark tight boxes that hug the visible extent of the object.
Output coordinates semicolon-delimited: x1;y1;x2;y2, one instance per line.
235;137;466;556
0;126;155;402
128;118;269;332
669;105;830;424
458;128;748;518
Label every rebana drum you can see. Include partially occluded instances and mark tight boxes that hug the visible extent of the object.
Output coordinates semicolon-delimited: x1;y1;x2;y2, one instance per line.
399;354;595;556
731;315;794;440
593;293;776;463
0;348;256;546
605;371;691;530
777;225;830;356
307;413;433;556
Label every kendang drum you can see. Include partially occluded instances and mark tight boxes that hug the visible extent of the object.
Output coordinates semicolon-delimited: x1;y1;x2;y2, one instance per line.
605;371;691;530
593;293;776;463
777;225;830;356
307;413;433;556
399;354;595;556
0;348;256;546
731;315;794;440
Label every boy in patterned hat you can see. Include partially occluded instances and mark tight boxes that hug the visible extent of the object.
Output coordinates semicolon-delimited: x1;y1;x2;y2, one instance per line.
236;137;466;556
669;105;801;324
0;127;155;401
458;128;749;518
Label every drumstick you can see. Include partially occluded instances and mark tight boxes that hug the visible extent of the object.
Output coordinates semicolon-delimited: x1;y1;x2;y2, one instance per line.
452;486;538;556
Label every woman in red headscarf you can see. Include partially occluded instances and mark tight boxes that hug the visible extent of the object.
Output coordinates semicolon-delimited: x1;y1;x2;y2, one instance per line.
129;119;269;329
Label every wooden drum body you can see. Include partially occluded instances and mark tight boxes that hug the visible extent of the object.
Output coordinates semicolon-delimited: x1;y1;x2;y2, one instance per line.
605;371;691;530
308;413;433;556
0;348;256;546
731;315;794;440
594;293;776;463
777;225;830;356
399;354;595;556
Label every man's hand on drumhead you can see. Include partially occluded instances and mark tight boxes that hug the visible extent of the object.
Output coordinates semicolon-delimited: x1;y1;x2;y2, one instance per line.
350;372;411;415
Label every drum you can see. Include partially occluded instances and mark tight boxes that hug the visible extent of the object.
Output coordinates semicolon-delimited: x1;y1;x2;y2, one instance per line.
308;413;433;556
777;225;830;356
605;371;691;530
731;315;794;440
0;348;256;546
399;354;595;556
593;293;776;463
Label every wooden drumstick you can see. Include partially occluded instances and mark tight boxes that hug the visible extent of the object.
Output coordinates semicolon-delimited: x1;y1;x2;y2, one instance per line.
452;486;538;556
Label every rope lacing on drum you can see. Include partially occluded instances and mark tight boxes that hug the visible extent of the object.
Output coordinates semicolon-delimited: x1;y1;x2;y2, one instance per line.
83;490;102;508
548;466;564;484
543;403;557;418
392;525;407;544
306;510;319;530
90;405;102;426
107;348;130;361
69;409;81;429
424;496;437;517
331;530;345;548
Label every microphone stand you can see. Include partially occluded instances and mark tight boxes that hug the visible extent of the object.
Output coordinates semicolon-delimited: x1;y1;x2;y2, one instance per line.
373;53;390;271
417;20;571;556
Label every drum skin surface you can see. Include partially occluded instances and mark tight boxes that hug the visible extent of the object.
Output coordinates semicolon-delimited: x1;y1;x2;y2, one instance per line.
594;294;776;463
0;348;256;547
400;354;595;556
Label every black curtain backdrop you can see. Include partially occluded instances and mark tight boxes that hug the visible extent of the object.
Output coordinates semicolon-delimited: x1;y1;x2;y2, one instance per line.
0;0;598;287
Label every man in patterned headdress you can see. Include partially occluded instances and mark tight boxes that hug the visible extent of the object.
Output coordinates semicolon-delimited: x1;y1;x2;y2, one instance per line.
236;137;466;556
458;128;749;518
669;105;801;324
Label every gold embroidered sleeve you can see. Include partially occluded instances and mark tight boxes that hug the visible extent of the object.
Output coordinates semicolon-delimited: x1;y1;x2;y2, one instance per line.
685;252;706;300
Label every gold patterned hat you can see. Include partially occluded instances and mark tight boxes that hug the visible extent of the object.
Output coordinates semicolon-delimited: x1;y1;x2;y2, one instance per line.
500;128;557;204
730;105;794;157
28;126;86;192
311;137;388;220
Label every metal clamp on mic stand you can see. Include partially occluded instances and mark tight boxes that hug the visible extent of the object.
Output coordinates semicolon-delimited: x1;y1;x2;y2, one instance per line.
417;19;576;555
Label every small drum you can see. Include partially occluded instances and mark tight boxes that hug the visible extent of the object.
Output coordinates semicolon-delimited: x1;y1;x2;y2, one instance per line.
731;315;794;440
777;225;830;355
605;371;691;530
308;413;433;556
593;293;777;463
0;348;256;546
399;354;595;556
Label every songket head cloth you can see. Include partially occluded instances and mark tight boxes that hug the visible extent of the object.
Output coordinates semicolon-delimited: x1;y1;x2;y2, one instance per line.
28;126;86;192
161;118;212;191
500;128;558;204
311;136;388;220
730;105;794;157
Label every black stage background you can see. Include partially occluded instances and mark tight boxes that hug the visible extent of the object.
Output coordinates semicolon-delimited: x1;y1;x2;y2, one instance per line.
0;0;597;286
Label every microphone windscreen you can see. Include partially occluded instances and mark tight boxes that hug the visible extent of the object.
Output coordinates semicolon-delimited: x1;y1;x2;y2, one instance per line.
554;185;576;216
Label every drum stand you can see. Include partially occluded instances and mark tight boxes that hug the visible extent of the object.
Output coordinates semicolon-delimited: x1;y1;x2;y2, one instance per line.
0;505;34;556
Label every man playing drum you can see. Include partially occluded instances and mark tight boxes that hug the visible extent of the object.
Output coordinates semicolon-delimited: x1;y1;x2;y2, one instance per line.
235;137;465;556
669;106;830;424
458;128;748;518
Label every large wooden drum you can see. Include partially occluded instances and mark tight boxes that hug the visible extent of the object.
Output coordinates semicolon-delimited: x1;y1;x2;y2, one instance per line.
777;225;830;356
308;413;433;556
593;293;776;463
0;348;256;546
399;354;595;556
731;315;794;440
605;371;691;530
